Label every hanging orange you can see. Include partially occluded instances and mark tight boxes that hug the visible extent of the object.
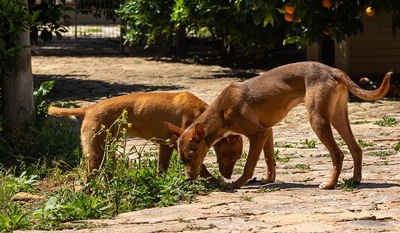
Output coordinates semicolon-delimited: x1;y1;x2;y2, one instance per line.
284;13;301;23
323;28;333;35
284;4;296;14
365;7;376;17
322;0;333;8
284;13;293;22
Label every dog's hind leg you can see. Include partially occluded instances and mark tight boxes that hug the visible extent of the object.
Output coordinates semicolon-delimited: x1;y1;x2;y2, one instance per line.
261;128;276;184
82;127;107;183
305;90;344;189
331;94;363;184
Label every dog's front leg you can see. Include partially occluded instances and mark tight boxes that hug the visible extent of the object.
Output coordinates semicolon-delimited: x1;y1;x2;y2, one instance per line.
261;128;276;184
230;136;267;189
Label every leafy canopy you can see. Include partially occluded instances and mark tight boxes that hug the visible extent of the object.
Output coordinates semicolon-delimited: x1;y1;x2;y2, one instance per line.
118;0;400;63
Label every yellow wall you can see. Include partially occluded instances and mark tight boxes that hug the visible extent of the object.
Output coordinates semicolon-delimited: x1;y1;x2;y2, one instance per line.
307;12;400;79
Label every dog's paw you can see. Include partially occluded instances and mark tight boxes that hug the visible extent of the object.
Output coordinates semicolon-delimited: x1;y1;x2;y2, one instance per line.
261;177;275;184
319;182;327;189
207;177;226;188
219;181;233;190
319;182;335;190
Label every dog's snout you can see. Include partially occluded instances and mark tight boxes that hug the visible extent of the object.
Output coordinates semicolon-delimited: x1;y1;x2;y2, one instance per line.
184;171;195;181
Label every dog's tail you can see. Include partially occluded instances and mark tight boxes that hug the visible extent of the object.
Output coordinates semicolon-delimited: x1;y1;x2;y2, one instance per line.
48;106;87;118
341;71;392;101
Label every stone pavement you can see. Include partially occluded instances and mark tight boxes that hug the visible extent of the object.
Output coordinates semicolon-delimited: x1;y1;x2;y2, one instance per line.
22;56;400;232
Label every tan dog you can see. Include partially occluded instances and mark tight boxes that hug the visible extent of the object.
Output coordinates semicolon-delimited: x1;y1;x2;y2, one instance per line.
165;61;392;189
48;92;243;182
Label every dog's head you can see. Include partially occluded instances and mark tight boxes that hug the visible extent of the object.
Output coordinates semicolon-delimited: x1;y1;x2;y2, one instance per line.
165;122;209;180
212;134;243;179
165;121;242;180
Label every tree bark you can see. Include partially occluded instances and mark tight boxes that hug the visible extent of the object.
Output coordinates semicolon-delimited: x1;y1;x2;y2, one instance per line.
321;37;335;67
1;26;34;133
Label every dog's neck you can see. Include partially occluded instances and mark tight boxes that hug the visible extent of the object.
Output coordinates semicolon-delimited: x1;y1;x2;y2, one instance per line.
195;108;229;148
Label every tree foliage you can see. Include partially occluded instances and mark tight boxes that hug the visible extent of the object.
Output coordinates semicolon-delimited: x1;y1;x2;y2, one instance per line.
171;0;288;63
281;0;400;46
1;0;69;77
28;0;70;44
0;0;37;77
116;0;175;46
118;0;400;64
76;0;120;22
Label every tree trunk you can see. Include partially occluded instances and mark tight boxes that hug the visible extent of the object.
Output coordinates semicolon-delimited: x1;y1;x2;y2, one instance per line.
1;26;34;133
321;37;335;67
175;26;186;58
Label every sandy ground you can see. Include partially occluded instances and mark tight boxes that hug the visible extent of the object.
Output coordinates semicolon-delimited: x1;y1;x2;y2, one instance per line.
24;56;400;232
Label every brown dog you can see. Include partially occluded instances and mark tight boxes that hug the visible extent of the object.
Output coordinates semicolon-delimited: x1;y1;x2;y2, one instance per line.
48;92;243;182
165;61;392;189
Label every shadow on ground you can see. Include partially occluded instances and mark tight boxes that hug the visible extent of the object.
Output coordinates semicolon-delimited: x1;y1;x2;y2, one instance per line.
219;178;400;192
34;74;184;102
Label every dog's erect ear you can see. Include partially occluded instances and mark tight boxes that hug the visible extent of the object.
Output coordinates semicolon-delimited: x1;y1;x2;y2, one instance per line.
191;123;206;142
164;122;184;138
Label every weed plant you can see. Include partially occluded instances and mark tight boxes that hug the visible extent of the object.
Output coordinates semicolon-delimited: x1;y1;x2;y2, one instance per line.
300;139;317;149
274;141;294;148
274;149;291;163
339;178;358;192
366;150;395;157
283;164;311;170
259;186;280;193
357;139;376;148
394;141;400;151
0;81;82;176
374;116;398;127
86;110;213;216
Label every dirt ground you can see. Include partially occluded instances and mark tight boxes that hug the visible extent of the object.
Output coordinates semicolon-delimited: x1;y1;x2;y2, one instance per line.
25;56;400;232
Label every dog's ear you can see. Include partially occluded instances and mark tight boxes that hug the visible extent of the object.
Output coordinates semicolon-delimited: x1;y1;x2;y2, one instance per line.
164;122;184;138
191;123;206;142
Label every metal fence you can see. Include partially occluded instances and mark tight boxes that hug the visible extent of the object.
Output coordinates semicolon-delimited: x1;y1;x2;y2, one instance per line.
33;0;218;56
34;0;123;55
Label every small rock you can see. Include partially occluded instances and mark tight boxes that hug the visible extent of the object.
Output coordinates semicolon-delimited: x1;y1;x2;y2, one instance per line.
11;192;46;202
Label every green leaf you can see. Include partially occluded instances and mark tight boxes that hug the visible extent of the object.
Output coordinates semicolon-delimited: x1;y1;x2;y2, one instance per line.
263;13;274;27
6;0;14;12
0;38;5;51
252;8;264;25
44;196;58;211
33;80;55;98
276;8;286;14
283;36;299;45
32;10;41;22
55;31;62;40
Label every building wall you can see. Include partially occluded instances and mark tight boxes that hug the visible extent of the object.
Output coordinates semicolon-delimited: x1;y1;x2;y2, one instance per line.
307;12;400;80
347;13;400;79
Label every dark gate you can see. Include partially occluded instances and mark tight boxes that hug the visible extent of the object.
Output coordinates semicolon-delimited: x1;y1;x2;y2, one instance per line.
34;0;123;55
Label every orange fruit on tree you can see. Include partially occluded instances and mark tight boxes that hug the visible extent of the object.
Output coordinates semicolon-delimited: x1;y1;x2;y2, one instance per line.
365;7;376;17
284;13;301;23
284;4;296;14
284;13;293;22
323;27;333;35
322;0;333;8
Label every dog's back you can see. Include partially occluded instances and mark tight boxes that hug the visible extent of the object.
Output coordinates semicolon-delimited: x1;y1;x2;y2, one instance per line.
49;92;208;140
